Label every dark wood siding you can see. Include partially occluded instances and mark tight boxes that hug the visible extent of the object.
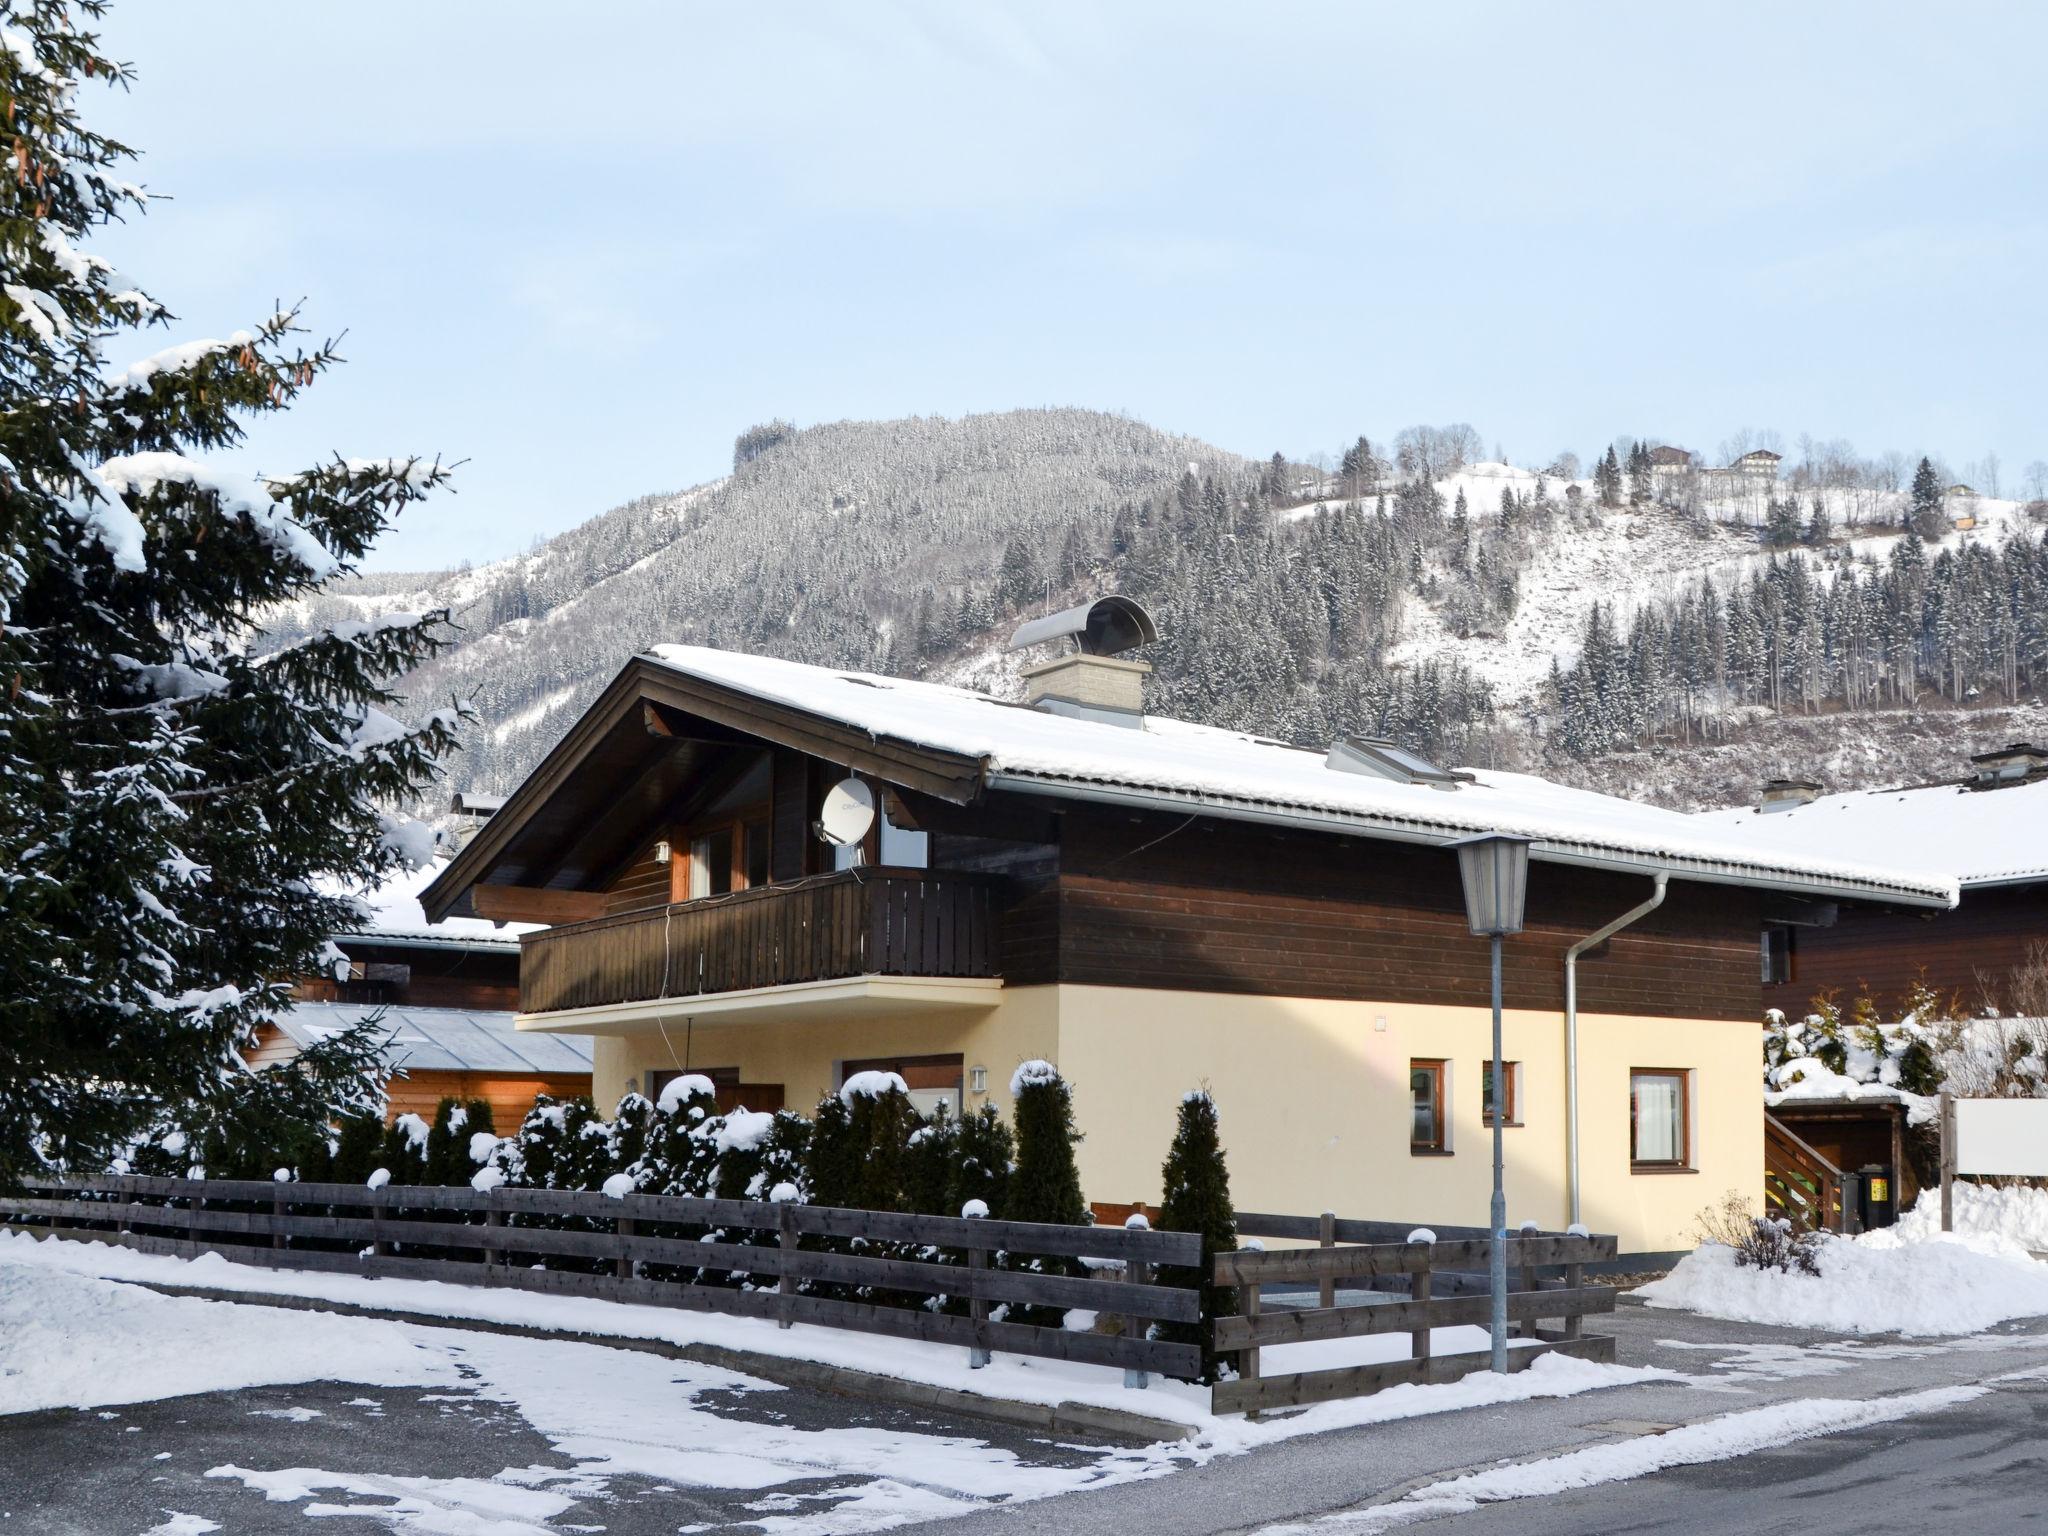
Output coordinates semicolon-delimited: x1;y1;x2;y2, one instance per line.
1764;883;2048;1017
605;838;673;915
295;941;521;1012
1046;805;1760;1020
771;748;815;882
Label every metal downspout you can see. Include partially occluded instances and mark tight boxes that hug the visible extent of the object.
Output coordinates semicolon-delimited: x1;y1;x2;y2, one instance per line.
1566;872;1668;1227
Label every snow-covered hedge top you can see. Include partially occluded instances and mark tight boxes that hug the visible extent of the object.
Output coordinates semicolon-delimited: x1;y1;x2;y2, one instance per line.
642;645;1956;904
393;1113;430;1150
658;1074;717;1112
1010;1059;1061;1096
713;1108;777;1153
839;1070;909;1103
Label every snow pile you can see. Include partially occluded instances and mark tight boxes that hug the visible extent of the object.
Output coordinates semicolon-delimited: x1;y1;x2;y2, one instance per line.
0;1259;454;1414
1638;1228;2048;1335
714;1108;778;1153
1886;1184;2048;1254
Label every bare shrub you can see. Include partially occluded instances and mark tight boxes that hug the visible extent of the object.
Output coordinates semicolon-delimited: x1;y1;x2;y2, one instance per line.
1696;1190;1822;1276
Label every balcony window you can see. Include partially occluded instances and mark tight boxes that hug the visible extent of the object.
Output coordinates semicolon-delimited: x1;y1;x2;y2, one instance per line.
690;826;734;898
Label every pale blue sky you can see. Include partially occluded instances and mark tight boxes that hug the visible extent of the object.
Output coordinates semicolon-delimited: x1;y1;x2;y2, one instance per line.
89;3;2047;570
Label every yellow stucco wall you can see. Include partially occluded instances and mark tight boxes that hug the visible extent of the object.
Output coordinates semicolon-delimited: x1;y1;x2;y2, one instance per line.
1053;985;1757;1256
578;982;1756;1255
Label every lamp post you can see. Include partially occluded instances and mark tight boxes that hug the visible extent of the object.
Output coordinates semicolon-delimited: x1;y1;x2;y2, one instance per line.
1452;834;1531;1374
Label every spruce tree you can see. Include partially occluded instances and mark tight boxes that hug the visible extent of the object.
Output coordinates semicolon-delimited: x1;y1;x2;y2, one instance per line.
0;3;462;1187
1157;1089;1238;1384
1909;456;1947;543
903;1100;961;1217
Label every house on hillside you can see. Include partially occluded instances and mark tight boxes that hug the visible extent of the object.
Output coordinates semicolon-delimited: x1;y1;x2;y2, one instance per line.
257;852;593;1124
419;603;1952;1259
1694;745;2048;1019
1701;448;1781;507
1647;445;1694;502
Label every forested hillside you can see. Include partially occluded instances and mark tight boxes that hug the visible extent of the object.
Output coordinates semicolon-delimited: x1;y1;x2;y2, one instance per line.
271;409;2048;811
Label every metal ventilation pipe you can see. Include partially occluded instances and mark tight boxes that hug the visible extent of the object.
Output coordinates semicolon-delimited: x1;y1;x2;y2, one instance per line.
1565;872;1668;1227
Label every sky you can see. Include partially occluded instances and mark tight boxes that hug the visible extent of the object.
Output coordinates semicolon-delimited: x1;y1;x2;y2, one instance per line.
86;2;2048;571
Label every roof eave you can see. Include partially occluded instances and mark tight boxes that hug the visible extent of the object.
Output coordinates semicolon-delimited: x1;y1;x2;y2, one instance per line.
985;771;1959;909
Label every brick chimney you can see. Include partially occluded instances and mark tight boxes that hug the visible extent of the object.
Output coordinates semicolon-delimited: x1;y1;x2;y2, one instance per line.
1020;652;1150;726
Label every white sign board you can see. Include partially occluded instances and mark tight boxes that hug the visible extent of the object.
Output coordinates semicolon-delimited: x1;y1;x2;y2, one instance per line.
1954;1098;2048;1178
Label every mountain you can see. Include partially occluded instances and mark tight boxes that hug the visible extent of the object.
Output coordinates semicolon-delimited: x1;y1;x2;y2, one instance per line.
266;408;2048;813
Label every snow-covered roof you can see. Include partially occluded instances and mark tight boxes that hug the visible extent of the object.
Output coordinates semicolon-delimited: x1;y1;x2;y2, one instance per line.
1692;777;2048;891
334;859;535;950
641;645;1957;907
275;1002;593;1075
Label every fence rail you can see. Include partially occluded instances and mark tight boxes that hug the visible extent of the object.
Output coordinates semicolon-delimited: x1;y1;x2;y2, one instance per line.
4;1174;1201;1382
1213;1222;1618;1417
519;868;1000;1014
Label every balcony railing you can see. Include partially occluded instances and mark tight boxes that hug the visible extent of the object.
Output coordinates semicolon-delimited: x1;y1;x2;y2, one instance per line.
519;868;1001;1016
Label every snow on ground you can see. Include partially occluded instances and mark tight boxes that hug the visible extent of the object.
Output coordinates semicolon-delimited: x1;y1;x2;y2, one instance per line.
0;1233;1669;1463
0;1260;457;1415
1886;1183;2048;1255
1636;1223;2048;1337
1259;1384;1990;1533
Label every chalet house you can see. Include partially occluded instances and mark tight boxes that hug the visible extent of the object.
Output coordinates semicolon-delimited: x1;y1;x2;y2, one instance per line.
1647;445;1694;501
1695;746;2048;1019
1701;448;1781;504
420;605;1952;1257
257;857;593;1124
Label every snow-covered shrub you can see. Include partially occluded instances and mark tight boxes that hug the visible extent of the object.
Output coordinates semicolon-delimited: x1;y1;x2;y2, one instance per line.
1764;990;1941;1103
1007;1061;1088;1328
421;1099;496;1186
903;1101;960;1217
1696;1190;1822;1276
952;1103;1014;1222
1157;1088;1239;1383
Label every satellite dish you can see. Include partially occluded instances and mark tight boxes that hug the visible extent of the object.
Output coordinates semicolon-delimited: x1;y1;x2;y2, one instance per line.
817;778;876;850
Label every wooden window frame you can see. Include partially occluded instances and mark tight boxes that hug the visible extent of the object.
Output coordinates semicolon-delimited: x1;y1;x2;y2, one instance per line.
1762;924;1795;986
1410;1058;1449;1155
1481;1059;1521;1128
1630;1067;1694;1172
670;806;772;902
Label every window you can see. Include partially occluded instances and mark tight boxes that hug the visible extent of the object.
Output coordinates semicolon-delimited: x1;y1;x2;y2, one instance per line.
1762;925;1794;986
689;826;735;898
879;810;928;869
1631;1070;1691;1169
1410;1059;1447;1153
1481;1060;1521;1126
742;817;771;888
842;1053;964;1119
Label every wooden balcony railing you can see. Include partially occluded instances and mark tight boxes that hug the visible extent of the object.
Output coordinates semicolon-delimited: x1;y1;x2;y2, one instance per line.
519;868;1000;1015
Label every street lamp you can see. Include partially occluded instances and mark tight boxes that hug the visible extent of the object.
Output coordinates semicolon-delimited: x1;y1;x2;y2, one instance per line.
1452;834;1531;1374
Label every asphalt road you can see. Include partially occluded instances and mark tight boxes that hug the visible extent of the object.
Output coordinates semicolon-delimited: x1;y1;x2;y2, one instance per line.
903;1302;2048;1536
7;1292;2047;1535
1334;1368;2048;1534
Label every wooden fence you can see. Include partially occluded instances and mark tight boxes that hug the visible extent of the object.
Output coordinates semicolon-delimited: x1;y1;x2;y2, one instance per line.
3;1174;1200;1382
1214;1213;1618;1416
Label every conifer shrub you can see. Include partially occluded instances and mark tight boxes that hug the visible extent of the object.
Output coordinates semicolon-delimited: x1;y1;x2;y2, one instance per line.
330;1112;384;1187
951;1102;1014;1221
903;1101;961;1217
1006;1060;1087;1327
1157;1088;1239;1383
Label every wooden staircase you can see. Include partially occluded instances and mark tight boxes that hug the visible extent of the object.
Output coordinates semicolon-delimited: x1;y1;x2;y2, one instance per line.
1764;1111;1857;1234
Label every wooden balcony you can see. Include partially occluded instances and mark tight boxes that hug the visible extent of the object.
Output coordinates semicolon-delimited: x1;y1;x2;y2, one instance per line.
518;869;1001;1017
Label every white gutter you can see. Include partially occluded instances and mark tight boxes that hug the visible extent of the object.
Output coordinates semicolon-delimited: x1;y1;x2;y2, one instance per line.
1564;873;1668;1227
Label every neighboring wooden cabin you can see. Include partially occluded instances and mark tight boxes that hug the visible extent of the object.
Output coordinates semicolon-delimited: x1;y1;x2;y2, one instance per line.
257;858;590;1126
420;628;1951;1257
1696;746;2048;1019
253;1002;593;1128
